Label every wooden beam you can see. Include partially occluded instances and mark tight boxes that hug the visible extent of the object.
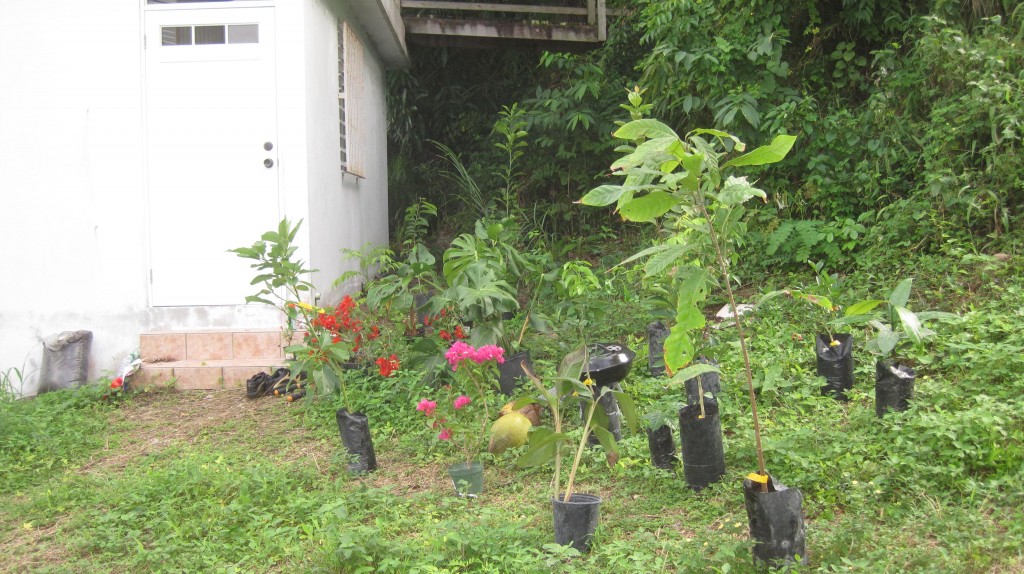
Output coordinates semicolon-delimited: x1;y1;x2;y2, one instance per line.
404;16;601;42
401;1;589;16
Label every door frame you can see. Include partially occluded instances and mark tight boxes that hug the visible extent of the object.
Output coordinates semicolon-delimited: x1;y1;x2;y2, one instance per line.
141;0;283;308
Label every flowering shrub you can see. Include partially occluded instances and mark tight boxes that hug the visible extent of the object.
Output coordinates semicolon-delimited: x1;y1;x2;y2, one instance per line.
416;341;505;465
416;393;484;465
233;219;382;411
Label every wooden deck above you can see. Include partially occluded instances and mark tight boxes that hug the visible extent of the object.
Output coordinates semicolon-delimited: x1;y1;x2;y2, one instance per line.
401;0;608;47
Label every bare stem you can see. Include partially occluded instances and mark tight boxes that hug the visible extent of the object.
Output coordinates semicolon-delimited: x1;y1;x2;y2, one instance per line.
697;201;768;491
698;378;706;419
563;397;598;502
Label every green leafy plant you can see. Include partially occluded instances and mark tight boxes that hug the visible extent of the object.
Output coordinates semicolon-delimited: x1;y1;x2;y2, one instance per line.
516;346;639;502
439;219;525;346
417;342;505;466
758;260;844;340
230;219;358;409
833;278;958;363
581;89;797;485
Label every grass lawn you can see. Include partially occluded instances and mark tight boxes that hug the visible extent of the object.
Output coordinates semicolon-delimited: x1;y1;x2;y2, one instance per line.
2;258;1023;572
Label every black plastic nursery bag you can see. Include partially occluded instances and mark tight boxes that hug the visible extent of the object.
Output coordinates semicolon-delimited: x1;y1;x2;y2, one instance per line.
677;402;726;491
743;475;808;568
875;361;915;417
816;333;854;400
336;408;378;473
646;424;678;470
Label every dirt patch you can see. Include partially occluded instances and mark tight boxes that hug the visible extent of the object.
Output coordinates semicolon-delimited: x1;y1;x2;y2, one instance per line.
0;514;72;573
77;387;326;476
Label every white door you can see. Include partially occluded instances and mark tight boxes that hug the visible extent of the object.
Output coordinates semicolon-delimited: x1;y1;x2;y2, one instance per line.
145;7;278;306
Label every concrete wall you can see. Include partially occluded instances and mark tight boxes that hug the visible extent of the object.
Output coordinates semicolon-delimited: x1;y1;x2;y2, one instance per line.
0;0;148;396
304;0;390;307
0;0;391;396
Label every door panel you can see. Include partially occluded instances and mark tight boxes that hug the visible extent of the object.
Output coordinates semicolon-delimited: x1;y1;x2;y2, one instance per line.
145;7;277;306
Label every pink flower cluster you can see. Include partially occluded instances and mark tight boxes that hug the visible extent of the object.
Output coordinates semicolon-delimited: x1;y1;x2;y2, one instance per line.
444;341;506;371
416;398;437;416
415;395;472;441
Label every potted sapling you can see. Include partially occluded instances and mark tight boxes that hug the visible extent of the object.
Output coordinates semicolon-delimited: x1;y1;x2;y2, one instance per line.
832;278;957;416
581;87;807;566
759;261;855;400
514;346;638;553
415;340;505;496
231;219;378;473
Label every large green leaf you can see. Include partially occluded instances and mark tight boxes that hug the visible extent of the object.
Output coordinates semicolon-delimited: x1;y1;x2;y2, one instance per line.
613;119;679;141
894;306;925;345
644;243;697;277
715;176;767;206
619;191;681;222
580;185;627;207
721;134;797;169
664;324;695;374
844;299;885;317
679;153;704;192
869;326;900;356
889;278;913;309
611;391;639;435
611;136;679;172
590;426;619;467
557;345;587;380
664;268;710;371
516;428;569;468
669;362;721;386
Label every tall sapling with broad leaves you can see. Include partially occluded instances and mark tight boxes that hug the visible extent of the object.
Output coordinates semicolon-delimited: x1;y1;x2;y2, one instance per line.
580;87;797;489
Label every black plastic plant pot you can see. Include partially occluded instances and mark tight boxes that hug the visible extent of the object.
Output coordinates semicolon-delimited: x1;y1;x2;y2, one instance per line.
582;343;635;386
646;321;671;377
581;383;622;444
684;356;721;407
646;424;678;470
414;292;432;325
677;403;726;491
498;351;534;396
875;360;915;417
816;333;855;401
742;475;808;568
551;493;601;553
336;408;378;474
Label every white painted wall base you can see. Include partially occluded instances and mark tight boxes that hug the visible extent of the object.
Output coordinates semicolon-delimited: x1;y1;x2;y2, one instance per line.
0;0;403;397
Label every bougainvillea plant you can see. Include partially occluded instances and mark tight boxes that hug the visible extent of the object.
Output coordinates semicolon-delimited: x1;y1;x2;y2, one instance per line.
416;341;505;465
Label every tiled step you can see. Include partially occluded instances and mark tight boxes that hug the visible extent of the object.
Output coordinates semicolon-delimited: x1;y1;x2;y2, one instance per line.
137;330;293;390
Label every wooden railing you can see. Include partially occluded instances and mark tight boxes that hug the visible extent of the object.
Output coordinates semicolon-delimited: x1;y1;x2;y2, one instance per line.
400;0;607;43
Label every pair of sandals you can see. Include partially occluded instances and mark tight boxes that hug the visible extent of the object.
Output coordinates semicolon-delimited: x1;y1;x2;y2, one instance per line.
245;367;300;399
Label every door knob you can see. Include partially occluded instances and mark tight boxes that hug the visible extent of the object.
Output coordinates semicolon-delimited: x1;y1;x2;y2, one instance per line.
264;158;274;168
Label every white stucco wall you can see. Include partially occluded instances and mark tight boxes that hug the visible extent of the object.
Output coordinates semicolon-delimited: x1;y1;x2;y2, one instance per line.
0;0;392;397
304;0;390;307
0;0;148;396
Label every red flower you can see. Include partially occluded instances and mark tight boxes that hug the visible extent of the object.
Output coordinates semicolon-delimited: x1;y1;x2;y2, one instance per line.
375;354;400;377
439;330;452;341
110;377;123;389
368;325;380;340
454;325;468;340
338;295;356;314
